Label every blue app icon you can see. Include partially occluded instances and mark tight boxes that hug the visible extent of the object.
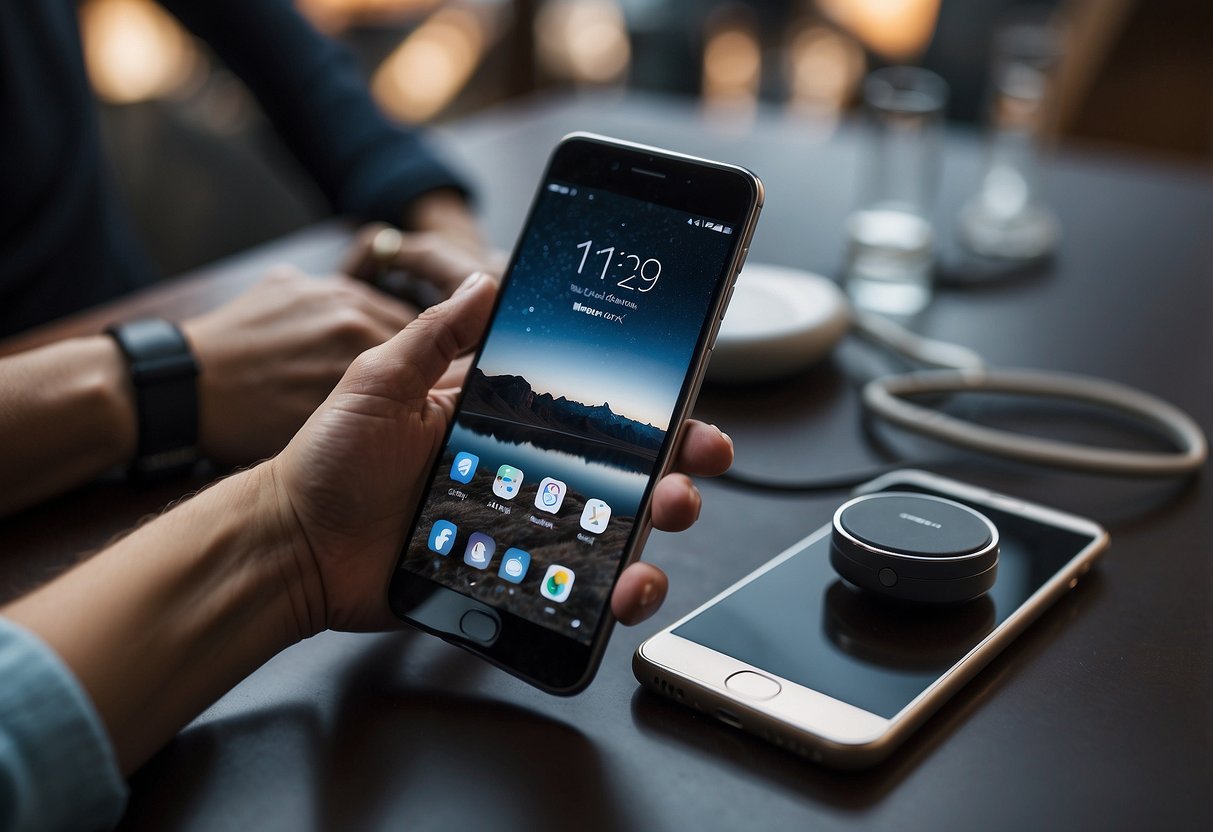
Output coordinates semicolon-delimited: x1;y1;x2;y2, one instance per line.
428;520;457;555
450;452;479;484
498;548;531;584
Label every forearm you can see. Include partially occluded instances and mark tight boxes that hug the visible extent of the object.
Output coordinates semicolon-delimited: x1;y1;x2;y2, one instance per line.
0;336;137;515
1;463;315;774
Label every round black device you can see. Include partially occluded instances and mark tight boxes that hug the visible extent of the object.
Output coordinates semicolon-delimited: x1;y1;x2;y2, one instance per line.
830;492;1000;604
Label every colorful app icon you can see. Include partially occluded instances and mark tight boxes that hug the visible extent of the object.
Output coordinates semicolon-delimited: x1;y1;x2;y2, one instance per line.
540;564;575;603
580;498;612;534
534;477;567;514
428;520;457;555
450;452;479;484
463;532;496;570
498;548;531;584
493;464;525;500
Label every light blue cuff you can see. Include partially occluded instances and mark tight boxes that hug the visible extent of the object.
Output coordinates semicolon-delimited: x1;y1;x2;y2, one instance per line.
0;616;127;831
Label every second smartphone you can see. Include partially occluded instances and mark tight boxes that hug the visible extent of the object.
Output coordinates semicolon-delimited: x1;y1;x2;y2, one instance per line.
388;134;763;694
635;470;1109;768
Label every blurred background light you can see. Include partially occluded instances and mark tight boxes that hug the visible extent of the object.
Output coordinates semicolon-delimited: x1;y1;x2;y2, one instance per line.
371;6;489;122
79;0;200;104
701;8;761;116
785;23;866;117
818;0;941;61
297;0;442;33
535;0;631;86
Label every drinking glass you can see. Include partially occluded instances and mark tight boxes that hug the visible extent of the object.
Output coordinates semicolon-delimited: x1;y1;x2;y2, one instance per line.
959;9;1064;260
843;66;948;317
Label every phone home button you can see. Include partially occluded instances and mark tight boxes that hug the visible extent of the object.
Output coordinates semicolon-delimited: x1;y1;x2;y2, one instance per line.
459;610;500;644
724;670;781;700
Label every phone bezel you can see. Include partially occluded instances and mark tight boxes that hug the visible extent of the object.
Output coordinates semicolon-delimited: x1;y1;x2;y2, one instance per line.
634;469;1109;766
388;133;764;694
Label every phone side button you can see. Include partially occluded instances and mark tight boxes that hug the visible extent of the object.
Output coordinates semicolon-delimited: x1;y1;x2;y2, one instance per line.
724;670;781;701
459;609;500;644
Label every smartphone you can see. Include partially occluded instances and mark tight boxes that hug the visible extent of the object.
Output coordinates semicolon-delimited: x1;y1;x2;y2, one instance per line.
388;134;763;694
634;469;1109;768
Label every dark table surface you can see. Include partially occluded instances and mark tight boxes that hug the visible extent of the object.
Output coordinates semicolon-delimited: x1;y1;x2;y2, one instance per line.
2;93;1211;831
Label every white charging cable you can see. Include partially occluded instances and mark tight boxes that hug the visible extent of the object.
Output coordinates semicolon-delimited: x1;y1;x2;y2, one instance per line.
852;313;1207;477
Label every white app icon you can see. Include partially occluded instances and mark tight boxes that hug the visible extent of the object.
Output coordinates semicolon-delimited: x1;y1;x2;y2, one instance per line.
534;477;567;514
580;498;611;534
493;464;524;500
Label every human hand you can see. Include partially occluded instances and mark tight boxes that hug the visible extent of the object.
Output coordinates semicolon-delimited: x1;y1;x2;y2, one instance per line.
342;190;507;303
182;268;416;465
268;273;733;635
342;224;508;303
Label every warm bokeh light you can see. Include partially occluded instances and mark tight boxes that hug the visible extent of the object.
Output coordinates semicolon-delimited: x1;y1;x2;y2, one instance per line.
296;0;441;33
79;0;199;104
818;0;941;61
371;7;487;122
535;0;631;85
702;16;761;117
786;24;866;117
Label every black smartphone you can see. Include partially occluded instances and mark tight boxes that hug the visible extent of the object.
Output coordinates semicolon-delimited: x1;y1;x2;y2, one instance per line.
635;470;1109;768
388;134;764;694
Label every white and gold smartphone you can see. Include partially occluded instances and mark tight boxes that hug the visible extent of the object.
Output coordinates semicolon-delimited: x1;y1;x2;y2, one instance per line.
634;469;1109;768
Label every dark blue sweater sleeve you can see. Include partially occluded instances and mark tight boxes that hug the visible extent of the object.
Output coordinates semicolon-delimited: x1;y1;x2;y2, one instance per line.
159;0;472;223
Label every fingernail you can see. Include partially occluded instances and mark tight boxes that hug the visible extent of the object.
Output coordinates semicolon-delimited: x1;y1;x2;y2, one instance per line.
455;271;485;296
713;424;733;448
640;582;657;608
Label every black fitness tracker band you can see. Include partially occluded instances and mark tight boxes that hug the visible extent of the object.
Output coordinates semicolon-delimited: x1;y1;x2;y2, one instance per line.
106;318;200;479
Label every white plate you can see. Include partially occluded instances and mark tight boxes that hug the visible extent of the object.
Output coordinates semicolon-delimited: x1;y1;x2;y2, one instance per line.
708;263;851;384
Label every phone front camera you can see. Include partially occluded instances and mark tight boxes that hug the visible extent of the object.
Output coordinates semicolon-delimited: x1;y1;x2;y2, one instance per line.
610;161;620;171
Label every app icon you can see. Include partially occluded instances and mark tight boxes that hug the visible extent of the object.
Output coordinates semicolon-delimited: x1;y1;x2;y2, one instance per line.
498;548;531;584
534;477;567;514
540;564;576;603
493;464;525;500
463;532;496;570
450;452;479;484
580;498;612;534
428;520;457;555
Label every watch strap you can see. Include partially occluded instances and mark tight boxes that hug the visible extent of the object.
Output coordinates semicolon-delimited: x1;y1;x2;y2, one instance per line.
106;318;200;479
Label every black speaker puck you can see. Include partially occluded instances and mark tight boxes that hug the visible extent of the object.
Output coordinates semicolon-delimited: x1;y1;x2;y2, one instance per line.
830;492;999;604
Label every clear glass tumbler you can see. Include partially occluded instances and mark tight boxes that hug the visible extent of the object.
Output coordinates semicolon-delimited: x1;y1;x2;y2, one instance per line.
843;66;948;317
959;9;1064;260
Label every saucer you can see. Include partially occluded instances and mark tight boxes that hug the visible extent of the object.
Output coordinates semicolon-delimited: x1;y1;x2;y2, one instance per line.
708;263;851;383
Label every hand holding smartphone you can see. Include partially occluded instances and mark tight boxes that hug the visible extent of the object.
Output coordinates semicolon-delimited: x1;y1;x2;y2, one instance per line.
388;134;763;693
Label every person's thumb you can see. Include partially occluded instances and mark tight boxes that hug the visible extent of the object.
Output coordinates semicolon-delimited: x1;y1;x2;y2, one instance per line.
343;272;497;400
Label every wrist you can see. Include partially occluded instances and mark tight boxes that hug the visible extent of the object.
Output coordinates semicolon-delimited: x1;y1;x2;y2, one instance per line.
81;335;140;467
256;461;329;640
404;188;483;253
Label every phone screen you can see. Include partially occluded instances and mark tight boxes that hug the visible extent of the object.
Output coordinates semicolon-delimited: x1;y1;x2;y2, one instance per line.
395;162;744;647
672;484;1100;718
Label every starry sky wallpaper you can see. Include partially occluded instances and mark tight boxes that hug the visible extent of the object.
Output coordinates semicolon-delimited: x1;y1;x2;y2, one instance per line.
475;183;736;430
